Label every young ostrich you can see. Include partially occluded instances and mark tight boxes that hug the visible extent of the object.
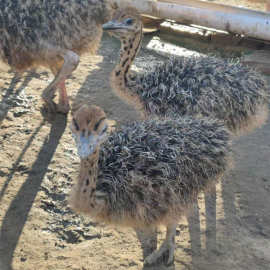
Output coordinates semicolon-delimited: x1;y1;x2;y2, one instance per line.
102;8;269;136
69;104;232;265
0;0;111;114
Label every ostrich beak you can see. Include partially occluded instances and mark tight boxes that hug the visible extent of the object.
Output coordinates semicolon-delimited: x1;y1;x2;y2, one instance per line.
102;20;129;31
72;133;99;159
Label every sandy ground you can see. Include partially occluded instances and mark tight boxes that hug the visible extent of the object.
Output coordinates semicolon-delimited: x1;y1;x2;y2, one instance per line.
1;2;270;269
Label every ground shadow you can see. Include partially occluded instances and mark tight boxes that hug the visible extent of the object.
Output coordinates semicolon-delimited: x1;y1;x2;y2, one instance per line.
0;120;45;203
186;173;235;269
187;121;270;269
0;114;67;270
0;72;37;122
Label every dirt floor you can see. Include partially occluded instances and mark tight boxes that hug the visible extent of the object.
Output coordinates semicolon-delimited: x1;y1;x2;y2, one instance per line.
1;2;270;270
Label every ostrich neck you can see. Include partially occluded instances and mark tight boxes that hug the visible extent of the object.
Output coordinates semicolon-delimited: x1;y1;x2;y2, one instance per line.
78;150;99;190
115;28;143;87
110;27;146;115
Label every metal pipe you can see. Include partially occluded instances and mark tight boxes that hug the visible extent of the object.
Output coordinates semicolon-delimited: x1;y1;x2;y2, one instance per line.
113;0;270;41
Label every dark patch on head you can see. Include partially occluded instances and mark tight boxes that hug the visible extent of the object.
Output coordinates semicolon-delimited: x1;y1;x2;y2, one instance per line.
124;46;128;51
73;119;79;131
94;117;106;131
90;203;95;208
115;70;121;76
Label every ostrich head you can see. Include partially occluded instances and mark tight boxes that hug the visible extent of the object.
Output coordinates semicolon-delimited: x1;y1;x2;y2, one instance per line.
70;105;108;159
102;7;142;39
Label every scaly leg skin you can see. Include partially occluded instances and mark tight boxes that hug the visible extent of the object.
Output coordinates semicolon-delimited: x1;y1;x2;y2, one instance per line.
135;227;157;260
144;224;177;266
42;50;79;114
57;79;70;114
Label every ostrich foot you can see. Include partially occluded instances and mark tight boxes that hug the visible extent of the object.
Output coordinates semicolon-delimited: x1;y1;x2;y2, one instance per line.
42;49;79;115
42;98;57;115
144;224;176;266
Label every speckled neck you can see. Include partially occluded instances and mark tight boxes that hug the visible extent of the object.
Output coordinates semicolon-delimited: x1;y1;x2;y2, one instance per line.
78;150;99;191
112;26;143;89
110;26;146;116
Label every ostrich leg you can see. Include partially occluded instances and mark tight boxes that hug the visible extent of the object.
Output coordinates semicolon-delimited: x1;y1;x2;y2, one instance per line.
135;227;157;259
144;223;177;266
42;49;79;114
57;79;70;114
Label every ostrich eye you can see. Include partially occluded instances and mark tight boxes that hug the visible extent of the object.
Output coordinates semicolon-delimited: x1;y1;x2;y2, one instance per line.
125;18;133;25
101;124;108;134
94;117;106;131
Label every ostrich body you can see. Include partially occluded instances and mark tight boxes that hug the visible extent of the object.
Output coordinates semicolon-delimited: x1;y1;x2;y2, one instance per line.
0;0;111;114
70;104;232;265
102;8;269;135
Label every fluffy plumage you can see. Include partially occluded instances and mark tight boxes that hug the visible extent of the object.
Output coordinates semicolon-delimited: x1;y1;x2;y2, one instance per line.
0;0;110;70
0;0;111;114
70;105;232;227
95;117;231;226
69;104;232;265
103;8;269;135
133;56;268;133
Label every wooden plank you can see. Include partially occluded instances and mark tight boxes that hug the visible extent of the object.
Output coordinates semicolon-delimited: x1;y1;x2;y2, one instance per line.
113;0;270;41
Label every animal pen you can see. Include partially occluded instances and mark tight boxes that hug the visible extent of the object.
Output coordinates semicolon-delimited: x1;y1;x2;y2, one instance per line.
114;0;270;41
113;0;270;73
1;1;270;270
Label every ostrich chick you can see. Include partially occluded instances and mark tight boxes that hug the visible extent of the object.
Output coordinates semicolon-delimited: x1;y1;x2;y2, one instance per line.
0;0;111;114
69;104;232;265
102;8;269;136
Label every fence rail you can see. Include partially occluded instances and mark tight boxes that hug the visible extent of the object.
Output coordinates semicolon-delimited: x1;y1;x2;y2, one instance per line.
113;0;270;42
